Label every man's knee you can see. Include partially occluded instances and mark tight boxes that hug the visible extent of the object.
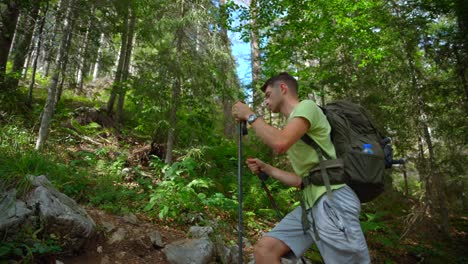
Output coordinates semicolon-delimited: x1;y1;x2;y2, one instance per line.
253;238;270;257
254;236;288;258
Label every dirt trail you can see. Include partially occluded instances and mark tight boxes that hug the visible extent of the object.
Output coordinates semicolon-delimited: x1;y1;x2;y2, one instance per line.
60;207;186;264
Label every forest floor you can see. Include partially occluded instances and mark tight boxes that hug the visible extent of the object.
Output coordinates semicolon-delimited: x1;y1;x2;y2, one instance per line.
60;206;185;264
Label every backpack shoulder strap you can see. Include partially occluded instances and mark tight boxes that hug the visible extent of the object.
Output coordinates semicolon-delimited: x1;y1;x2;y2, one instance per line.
301;134;332;160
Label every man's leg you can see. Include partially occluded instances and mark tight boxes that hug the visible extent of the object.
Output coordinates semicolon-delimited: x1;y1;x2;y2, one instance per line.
254;236;291;264
261;207;315;261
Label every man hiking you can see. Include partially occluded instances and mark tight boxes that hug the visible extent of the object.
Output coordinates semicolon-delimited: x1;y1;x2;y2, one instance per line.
232;72;370;264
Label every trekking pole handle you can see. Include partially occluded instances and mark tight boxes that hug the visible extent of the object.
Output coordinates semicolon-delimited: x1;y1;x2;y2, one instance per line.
241;121;248;135
258;171;269;181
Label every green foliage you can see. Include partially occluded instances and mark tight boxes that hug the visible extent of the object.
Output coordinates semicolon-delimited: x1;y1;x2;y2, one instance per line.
0;88;31;114
144;154;237;221
0;119;35;155
21;66;51;88
89;182;144;215
0;145;93;201
360;211;388;233
0;117;93;200
0;227;62;262
393;171;425;198
107;153;128;176
149;155;168;178
69;119;102;136
0;123;46;195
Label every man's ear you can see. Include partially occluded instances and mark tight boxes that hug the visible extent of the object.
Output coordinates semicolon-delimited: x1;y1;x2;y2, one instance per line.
280;82;288;94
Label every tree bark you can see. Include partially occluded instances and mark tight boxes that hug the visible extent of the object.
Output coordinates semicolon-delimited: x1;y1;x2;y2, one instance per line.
455;0;468;104
35;0;74;150
107;8;129;114
42;0;64;78
0;1;20;90
165;77;181;165
8;13;26;71
220;0;236;138
402;163;409;196
165;3;185;165
77;4;95;93
77;25;91;93
420;115;450;236
55;7;76;104
28;0;49;105
21;36;35;79
10;0;40;90
92;33;104;81
116;8;136;125
462;180;468;213
249;0;261;109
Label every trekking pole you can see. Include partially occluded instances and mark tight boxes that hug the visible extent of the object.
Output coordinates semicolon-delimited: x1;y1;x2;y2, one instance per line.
237;121;248;264
257;172;283;219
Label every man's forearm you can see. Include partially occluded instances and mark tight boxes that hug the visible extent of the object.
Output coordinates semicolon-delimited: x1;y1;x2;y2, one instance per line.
262;164;302;188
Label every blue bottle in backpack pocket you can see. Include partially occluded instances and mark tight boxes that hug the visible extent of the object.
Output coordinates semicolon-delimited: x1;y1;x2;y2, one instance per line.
362;143;373;154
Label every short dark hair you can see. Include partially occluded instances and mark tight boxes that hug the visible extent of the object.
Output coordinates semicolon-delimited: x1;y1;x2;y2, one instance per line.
261;72;298;94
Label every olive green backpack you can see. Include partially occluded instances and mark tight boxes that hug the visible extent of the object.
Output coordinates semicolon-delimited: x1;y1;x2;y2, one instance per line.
301;100;389;203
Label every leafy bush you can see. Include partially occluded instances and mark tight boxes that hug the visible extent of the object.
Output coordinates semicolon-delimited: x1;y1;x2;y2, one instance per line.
144;155;238;221
360;211;388;233
0;227;62;262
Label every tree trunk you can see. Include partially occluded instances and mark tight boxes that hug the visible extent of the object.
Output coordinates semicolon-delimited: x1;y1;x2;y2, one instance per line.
77;4;95;93
35;0;74;150
249;0;261;109
107;8;129;115
402;163;409;196
42;0;64;78
420;115;450;236
28;1;49;105
455;0;468;106
7;14;20;63
92;33;104;81
219;0;236;138
77;25;91;93
462;180;468;213
165;3;185;165
0;1;20;90
165;77;181;165
116;8;136;125
21;35;35;79
8;13;27;71
55;8;76;104
222;93;235;138
11;0;40;89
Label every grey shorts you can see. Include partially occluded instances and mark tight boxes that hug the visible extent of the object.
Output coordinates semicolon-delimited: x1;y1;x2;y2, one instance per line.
265;185;370;264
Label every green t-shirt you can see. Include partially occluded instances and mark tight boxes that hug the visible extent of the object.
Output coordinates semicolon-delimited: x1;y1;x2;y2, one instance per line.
286;100;345;209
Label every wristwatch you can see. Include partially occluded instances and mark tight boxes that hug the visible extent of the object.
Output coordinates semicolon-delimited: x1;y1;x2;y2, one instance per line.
247;113;258;125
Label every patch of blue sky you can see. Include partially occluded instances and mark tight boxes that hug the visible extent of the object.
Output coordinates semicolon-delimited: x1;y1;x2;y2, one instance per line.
229;30;251;86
